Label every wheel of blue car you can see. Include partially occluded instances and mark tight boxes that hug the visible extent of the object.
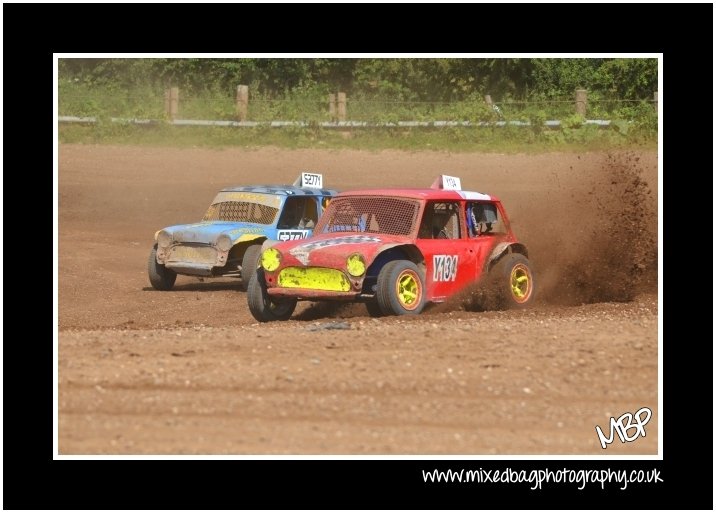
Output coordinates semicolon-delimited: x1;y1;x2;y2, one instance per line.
376;260;425;315
247;270;297;322
492;253;535;308
148;244;177;291
240;244;263;290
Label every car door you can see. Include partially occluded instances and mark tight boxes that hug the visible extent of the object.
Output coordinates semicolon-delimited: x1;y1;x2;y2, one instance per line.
276;196;313;241
417;201;477;302
465;201;510;281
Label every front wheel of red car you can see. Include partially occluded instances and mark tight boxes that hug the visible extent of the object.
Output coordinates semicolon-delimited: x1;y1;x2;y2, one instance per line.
492;253;535;309
247;270;297;322
376;260;426;315
364;301;384;317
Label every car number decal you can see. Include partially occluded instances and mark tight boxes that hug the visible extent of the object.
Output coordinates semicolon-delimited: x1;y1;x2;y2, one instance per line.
433;255;458;282
277;230;310;241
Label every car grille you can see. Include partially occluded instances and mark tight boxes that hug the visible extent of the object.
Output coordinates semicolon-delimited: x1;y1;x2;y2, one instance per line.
277;267;351;292
168;245;217;265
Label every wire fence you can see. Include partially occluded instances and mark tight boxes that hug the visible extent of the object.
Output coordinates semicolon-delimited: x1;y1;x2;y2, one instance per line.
59;90;657;124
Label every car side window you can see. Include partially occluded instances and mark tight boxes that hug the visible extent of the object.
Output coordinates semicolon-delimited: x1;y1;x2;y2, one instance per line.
278;196;315;229
321;196;331;212
419;202;461;239
278;197;318;229
466;202;502;236
303;198;318;227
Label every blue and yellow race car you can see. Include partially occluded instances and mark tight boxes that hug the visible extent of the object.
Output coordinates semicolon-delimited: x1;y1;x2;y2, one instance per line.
148;173;337;290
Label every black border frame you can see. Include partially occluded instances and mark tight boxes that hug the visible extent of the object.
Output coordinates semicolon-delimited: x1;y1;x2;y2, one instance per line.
3;2;712;509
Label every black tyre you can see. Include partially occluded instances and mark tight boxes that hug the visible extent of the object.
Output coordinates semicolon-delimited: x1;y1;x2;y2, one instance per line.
247;270;297;322
240;244;262;290
376;260;426;315
491;253;535;309
364;301;384;317
148;244;177;291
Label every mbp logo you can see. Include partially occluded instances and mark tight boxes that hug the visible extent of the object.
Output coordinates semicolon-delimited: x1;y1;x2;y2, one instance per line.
433;255;458;282
595;407;652;449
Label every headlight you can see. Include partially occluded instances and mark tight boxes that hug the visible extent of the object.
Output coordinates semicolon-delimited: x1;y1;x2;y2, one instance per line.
346;253;366;277
157;230;172;248
261;248;282;272
216;235;232;252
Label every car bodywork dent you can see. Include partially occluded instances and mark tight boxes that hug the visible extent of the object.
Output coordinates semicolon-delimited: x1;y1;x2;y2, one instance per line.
487;242;529;270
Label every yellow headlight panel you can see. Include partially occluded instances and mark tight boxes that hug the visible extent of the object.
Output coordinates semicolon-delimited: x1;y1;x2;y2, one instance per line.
346;254;366;277
261;247;281;271
278;267;351;292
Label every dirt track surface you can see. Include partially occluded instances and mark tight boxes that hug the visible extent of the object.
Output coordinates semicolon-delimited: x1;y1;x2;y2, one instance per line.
58;145;659;455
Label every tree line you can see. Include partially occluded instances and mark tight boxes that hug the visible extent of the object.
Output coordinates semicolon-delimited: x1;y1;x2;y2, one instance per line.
59;58;657;102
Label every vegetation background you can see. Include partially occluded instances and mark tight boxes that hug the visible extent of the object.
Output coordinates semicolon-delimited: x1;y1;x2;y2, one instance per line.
59;57;658;151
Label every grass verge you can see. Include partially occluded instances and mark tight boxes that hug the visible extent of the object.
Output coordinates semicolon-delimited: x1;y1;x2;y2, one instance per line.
59;123;657;153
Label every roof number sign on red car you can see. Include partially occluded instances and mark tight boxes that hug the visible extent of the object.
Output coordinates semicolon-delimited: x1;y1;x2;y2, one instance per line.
440;175;462;190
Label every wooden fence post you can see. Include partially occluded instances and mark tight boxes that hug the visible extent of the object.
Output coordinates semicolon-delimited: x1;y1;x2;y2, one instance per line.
575;89;587;117
484;94;493;107
328;93;336;121
337;92;346;121
653;91;658;111
236;85;249;121
165;87;179;120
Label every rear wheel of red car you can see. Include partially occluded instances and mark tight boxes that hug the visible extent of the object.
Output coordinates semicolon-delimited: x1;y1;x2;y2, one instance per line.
247;270;297;322
376;260;425;315
148;244;177;291
492;253;535;308
240;244;262;291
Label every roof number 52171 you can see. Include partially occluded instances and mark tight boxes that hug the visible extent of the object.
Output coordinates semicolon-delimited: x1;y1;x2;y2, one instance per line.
301;172;323;189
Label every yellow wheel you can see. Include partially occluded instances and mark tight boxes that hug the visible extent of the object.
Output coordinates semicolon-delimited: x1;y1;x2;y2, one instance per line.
510;263;533;303
395;269;421;310
496;254;534;308
377;260;425;315
466;253;535;312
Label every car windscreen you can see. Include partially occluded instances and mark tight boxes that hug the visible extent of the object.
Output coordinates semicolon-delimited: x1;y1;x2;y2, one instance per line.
203;191;280;224
315;196;421;236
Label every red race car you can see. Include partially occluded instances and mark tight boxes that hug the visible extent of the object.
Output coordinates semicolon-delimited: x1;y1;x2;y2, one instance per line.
247;175;534;321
